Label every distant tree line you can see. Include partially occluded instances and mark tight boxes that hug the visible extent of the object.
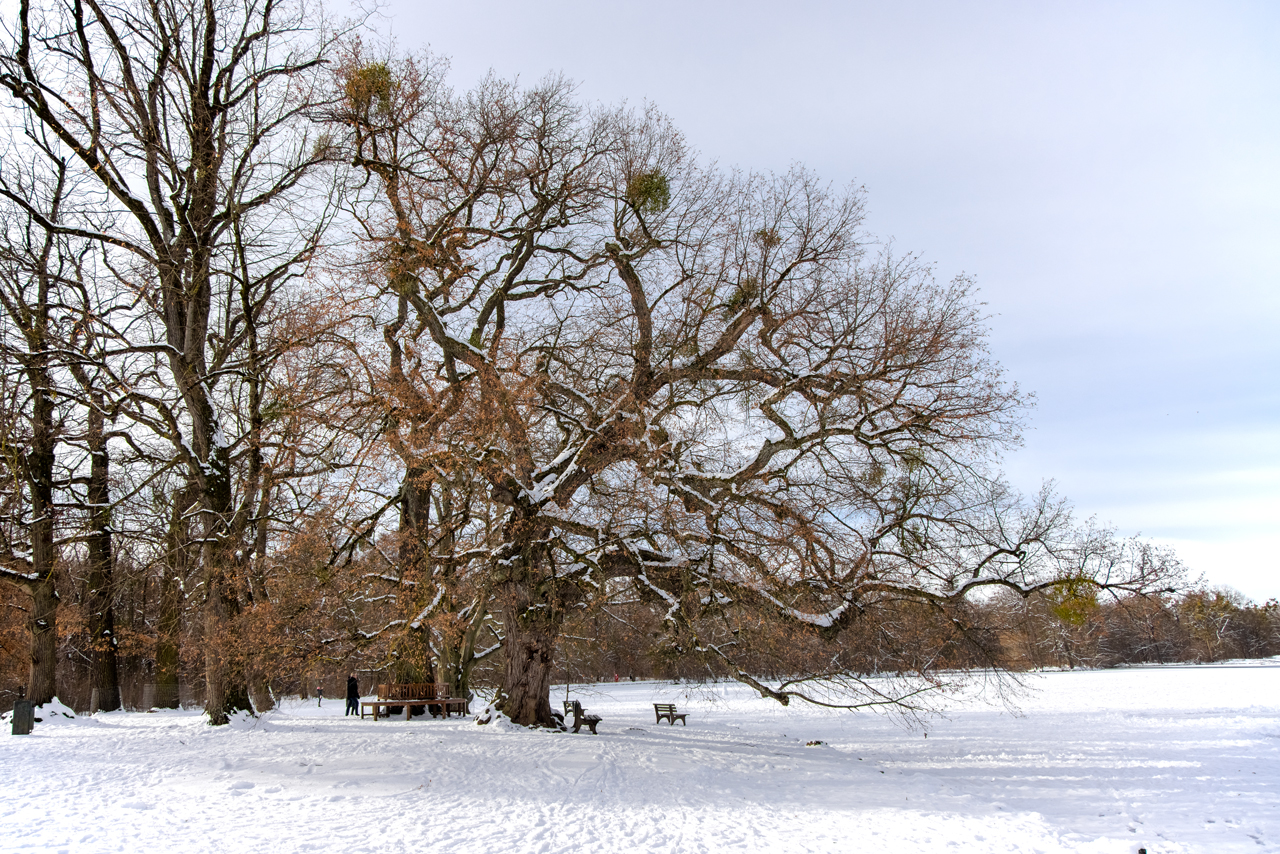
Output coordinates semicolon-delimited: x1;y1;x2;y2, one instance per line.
3;568;1275;714
0;0;1212;725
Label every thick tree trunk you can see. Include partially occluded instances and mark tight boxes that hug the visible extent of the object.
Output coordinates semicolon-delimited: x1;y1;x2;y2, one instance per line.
27;572;58;705
155;569;183;709
433;631;469;704
248;670;274;713
25;367;58;706
203;553;252;724
399;466;430;576
84;397;120;712
156;485;194;709
202;446;252;726
203;591;253;724
494;581;561;728
433;597;490;706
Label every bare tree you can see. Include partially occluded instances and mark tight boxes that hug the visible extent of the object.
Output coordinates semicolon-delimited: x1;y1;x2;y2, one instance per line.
325;50;1188;728
0;0;342;723
0;16;1188;723
0;153;78;705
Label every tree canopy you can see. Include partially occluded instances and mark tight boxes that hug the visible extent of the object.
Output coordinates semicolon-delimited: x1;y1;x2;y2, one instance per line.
0;1;1186;726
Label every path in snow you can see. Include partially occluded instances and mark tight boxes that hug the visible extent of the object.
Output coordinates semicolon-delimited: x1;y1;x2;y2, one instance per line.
1;661;1277;853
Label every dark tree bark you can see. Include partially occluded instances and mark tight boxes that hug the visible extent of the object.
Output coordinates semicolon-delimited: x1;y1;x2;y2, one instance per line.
26;573;58;704
22;345;57;706
0;161;69;707
495;583;561;728
155;483;195;709
82;392;120;711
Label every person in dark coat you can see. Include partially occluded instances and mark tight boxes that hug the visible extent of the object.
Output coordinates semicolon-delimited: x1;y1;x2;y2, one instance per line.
345;673;359;716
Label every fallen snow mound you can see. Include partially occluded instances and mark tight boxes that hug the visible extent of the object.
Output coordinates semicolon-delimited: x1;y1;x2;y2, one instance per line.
0;696;84;726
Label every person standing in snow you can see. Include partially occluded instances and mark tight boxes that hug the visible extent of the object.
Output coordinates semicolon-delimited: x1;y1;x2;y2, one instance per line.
345;673;359;717
317;683;324;707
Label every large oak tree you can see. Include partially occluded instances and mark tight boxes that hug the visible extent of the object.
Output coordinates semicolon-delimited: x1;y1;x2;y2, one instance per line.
331;51;1182;727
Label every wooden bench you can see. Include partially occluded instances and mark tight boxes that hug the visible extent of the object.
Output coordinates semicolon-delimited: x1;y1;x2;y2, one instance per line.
653;703;688;725
562;699;602;734
360;683;468;721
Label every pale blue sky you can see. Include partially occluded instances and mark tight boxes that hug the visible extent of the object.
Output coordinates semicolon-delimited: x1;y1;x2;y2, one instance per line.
362;0;1280;600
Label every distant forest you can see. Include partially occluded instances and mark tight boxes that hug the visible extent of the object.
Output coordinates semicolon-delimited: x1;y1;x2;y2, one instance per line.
3;563;1276;714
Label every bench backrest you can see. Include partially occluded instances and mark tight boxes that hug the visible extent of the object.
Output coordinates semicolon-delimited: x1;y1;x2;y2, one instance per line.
564;699;584;716
378;683;448;700
654;703;678;712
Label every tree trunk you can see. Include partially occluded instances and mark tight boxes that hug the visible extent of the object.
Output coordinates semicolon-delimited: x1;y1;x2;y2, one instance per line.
191;427;239;724
83;396;120;712
26;572;58;705
435;596;490;706
248;670;274;713
155;569;183;709
156;485;194;709
203;545;252;725
25;362;58;706
494;581;561;727
201;443;252;726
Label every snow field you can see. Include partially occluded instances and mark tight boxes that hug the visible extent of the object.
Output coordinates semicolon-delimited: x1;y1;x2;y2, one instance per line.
1;661;1277;853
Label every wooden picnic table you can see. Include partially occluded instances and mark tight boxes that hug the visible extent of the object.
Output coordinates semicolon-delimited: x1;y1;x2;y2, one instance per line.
360;683;468;721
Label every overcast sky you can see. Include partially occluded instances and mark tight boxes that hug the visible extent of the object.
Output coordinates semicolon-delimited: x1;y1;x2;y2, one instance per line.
360;0;1280;600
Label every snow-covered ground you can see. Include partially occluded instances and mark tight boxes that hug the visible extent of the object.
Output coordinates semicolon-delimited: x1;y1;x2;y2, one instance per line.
2;662;1277;853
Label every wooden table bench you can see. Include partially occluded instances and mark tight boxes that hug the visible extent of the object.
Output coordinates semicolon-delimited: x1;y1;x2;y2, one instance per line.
653;703;688;725
563;699;602;734
360;683;468;720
